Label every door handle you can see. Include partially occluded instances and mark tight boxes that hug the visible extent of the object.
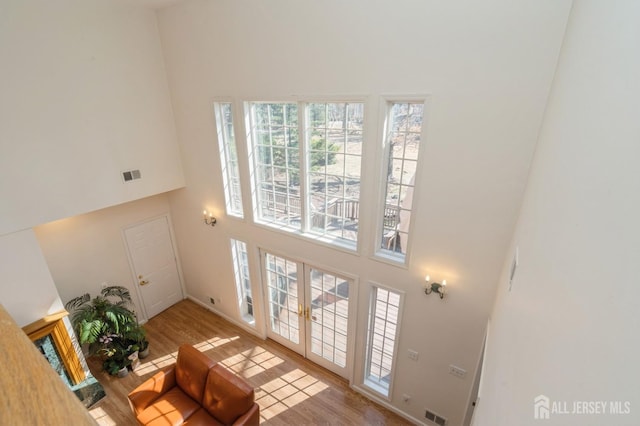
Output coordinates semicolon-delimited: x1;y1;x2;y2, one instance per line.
138;275;149;286
305;306;310;321
298;304;303;317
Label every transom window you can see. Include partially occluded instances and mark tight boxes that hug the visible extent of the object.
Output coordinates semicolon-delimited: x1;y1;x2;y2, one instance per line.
214;102;243;217
378;101;426;262
306;103;363;242
251;103;300;227
248;101;364;247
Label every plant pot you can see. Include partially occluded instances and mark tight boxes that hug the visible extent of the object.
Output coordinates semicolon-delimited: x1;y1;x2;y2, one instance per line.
139;346;150;359
128;350;140;371
117;366;129;378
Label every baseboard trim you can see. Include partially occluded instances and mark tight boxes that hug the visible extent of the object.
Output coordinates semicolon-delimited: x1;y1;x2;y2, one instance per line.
351;384;426;426
186;295;264;340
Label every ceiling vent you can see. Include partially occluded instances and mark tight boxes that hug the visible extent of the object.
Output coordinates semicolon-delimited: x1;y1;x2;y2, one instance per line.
122;169;142;183
425;409;447;426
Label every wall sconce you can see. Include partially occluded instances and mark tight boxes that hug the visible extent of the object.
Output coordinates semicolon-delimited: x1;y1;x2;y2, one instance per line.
424;275;446;299
203;210;217;227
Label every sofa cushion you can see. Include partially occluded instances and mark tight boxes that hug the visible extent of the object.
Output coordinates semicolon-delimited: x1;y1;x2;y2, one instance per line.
175;344;216;403
136;387;201;426
128;366;177;416
182;408;223;426
202;364;255;425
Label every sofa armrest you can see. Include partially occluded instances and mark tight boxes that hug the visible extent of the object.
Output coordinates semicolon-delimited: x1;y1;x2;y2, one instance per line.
232;403;260;426
128;366;177;415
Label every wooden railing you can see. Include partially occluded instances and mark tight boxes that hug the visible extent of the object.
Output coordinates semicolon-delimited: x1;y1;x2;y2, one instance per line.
258;189;400;230
259;189;301;217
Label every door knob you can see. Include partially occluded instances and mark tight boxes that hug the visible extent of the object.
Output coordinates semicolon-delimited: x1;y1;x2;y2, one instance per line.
139;280;149;286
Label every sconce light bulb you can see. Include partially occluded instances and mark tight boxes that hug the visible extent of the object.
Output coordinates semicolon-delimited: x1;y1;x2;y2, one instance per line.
425;275;430;282
442;280;447;287
203;210;207;215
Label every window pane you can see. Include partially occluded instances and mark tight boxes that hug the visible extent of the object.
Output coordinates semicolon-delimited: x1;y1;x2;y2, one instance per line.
230;239;253;324
248;100;365;250
215;103;243;217
250;103;301;229
364;286;402;397
309;269;350;369
306;102;364;244
378;101;425;260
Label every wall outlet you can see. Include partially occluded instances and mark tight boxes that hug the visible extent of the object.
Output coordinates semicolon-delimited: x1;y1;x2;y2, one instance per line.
449;364;467;379
402;393;411;403
408;349;419;361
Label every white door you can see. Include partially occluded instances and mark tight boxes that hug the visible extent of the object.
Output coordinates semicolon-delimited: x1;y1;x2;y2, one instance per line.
262;250;354;379
124;216;183;319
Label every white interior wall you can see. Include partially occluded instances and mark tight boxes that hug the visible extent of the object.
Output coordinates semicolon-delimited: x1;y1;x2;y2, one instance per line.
0;229;92;377
0;0;185;236
0;229;64;327
473;1;640;425
158;1;572;423
33;194;177;320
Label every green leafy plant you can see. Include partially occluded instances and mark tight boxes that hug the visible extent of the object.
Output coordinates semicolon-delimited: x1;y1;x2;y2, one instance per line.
99;334;134;374
65;286;148;374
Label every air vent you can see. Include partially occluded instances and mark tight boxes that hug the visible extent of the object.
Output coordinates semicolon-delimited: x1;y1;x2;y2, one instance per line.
122;169;142;183
425;409;447;426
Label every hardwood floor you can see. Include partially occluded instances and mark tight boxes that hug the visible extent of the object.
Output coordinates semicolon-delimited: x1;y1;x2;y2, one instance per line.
87;299;411;425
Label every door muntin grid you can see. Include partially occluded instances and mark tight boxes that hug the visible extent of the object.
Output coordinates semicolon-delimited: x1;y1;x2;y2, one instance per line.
309;269;349;368
264;253;300;344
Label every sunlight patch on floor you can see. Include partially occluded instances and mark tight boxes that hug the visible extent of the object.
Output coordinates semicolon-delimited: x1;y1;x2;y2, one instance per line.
134;351;179;376
89;406;116;426
134;336;240;377
194;336;240;352
220;345;284;379
255;368;329;421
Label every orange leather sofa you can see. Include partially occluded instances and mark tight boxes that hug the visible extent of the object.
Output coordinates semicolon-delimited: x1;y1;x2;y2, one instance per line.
128;344;259;425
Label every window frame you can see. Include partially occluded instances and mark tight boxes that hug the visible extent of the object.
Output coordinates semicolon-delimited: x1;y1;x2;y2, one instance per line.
372;96;430;267
213;101;245;218
303;101;365;244
230;238;255;326
248;101;302;229
361;282;404;400
244;98;367;252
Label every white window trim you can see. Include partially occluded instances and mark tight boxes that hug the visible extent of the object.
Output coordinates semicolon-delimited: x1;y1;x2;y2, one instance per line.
213;101;245;218
230;238;255;327
361;281;405;401
371;95;431;267
242;98;368;253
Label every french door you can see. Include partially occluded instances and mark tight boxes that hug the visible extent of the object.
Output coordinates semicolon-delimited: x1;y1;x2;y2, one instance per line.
261;250;354;379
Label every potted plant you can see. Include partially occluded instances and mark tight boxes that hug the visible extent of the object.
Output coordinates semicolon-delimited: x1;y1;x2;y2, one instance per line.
100;335;132;377
121;320;149;360
65;286;149;375
138;338;150;359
